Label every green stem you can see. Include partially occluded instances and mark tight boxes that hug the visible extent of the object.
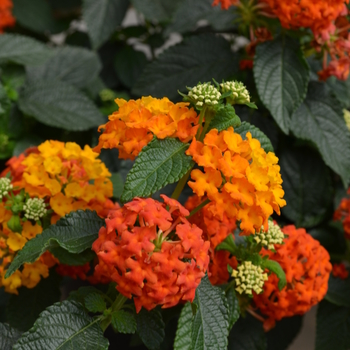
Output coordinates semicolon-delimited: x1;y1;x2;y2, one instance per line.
195;107;207;139
100;293;128;332
187;198;210;218
171;168;192;200
111;293;128;313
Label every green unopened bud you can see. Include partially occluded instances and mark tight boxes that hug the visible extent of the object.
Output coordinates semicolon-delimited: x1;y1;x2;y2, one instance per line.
23;198;47;222
0;177;12;199
344;109;350;131
232;261;268;295
254;220;284;250
7;214;22;233
220;81;250;105
187;82;221;108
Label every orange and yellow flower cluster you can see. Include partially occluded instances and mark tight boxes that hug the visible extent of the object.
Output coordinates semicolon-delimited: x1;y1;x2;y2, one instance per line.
0;0;15;33
92;196;210;312
94;97;199;160
186;127;286;235
0;140;115;294
253;225;332;330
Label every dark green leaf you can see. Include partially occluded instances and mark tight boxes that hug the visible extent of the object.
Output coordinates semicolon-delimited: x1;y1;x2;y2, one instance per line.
226;288;240;330
235;121;274;153
82;0;129;49
216;235;237;255
133;34;237;100
325;274;350;307
228;314;266;350
6;210;104;277
84;293;107;313
49;246;95;265
27;46;102;88
0;323;22;350
0;34;52;66
174;303;193;350
121;137;193;202
114;46;148;89
191;275;229;350
290;82;350;186
6;272;61;331
110;172;124;199
18;80;105;131
209;104;241;132
13;136;44;156
136;308;165;350
68;286;106;307
262;260;286;291
316;300;350;350
13;300;109;350
254;36;309;133
279;147;333;228
111;310;137;334
326;76;350;109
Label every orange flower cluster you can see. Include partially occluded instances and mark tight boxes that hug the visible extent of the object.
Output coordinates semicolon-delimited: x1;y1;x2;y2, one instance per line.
186;127;286;235
0;140;116;294
0;0;15;33
253;225;332;330
334;189;350;239
332;263;349;279
212;0;238;10
92;195;210;312
185;195;237;285
94;96;199;160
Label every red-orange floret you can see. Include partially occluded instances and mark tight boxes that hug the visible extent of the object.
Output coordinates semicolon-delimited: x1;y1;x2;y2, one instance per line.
0;0;15;33
92;196;210;312
253;225;332;330
332;263;349;279
334;189;350;239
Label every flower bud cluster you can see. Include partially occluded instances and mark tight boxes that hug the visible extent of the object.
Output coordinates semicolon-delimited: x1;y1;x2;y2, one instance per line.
254;220;284;250
23;198;47;221
188;83;221;108
220;81;250;105
232;261;268;295
0;177;12;199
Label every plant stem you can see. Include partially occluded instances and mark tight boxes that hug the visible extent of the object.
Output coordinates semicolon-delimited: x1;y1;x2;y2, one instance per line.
188;198;210;218
196;106;207;139
111;293;128;313
100;293;128;332
171;168;192;200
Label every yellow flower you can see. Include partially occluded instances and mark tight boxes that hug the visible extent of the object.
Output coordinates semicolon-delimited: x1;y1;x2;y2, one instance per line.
1;270;22;294
65;182;85;198
50;192;74;217
43;156;62;175
7;232;27;251
62;142;82;159
38;140;64;158
22;221;43;240
21;261;49;289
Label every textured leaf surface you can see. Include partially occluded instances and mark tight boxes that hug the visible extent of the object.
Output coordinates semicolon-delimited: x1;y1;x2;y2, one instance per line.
13;300;109;350
262;260;286;290
111;310;137;334
84;293;107;313
0;323;22;350
209;104;241;132
49;247;95;266
279;147;333;228
254;36;309;133
235;121;274;153
326;76;350;109
191;275;229;350
18;80;105;131
111;173;124;199
133;34;237;100
0;34;52;66
27;46;102;88
228;314;266;350
6;210;104;277
6;273;61;331
174;303;193;350
136;308;165;350
121;138;193;202
290;82;350;186
325;274;350;307
83;0;129;49
316;300;350;350
226;288;240;330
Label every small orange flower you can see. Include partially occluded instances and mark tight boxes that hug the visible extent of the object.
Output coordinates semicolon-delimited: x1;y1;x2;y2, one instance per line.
334;188;350;239
0;0;15;33
332;263;349;279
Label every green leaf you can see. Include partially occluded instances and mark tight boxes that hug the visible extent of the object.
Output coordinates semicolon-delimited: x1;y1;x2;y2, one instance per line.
136;308;165;350
316;300;350;350
174;303;193;350
18;80;105;131
48;246;95;266
262;260;286;291
191;275;229;350
68;286;106;307
111;310;137;334
279;146;333;228
228;314;266;350
84;293;107;313
235;121;274;153
121;137;193;202
6;210;104;278
209;104;241;132
254;36;309;133
6;272;61;331
216;235;237;255
13;136;44;156
0;323;22;350
110;172;124;199
326;76;350;109
114;46;148;89
0;34;52;66
290;82;350;186
27;46;102;89
226;288;240;330
13;300;109;350
325;274;350;307
82;0;129;49
133;34;238;100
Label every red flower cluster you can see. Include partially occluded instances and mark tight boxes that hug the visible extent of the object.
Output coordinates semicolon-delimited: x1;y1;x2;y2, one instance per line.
334;189;350;239
332;263;349;279
92;196;210;312
253;225;332;330
0;0;15;33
